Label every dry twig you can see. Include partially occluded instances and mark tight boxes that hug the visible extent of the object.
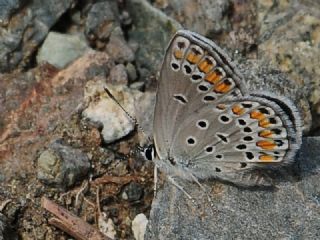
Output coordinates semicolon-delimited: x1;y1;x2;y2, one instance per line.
91;175;141;186
42;197;112;240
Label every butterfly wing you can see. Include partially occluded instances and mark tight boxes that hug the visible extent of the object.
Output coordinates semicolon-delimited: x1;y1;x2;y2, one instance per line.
153;30;247;160
153;30;302;185
173;94;302;180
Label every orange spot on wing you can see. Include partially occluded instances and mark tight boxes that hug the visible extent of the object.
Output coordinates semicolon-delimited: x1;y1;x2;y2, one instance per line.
259;118;270;128
232;105;245;115
214;79;232;94
259;155;275;162
187;53;200;64
174;50;184;59
216;104;226;110
198;58;214;73
205;69;223;84
257;140;276;150
250;110;265;120
259;130;273;138
186;49;202;64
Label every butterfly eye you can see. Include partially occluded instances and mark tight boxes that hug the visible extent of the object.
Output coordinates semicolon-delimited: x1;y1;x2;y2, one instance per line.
142;144;156;161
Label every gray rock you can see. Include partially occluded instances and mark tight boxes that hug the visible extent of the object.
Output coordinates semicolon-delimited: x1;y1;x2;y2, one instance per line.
130;81;145;91
132;213;148;240
0;0;74;72
108;64;128;85
0;213;18;240
163;0;232;36
37;139;90;190
145;137;320;239
126;63;137;82
85;1;120;42
0;0;25;25
100;149;115;166
106;27;135;63
37;32;90;69
126;0;182;76
82;81;155;144
82;82;135;144
257;2;320;130
122;182;144;202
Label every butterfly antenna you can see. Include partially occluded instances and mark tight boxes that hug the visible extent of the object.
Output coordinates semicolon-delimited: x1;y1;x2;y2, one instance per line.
104;86;152;143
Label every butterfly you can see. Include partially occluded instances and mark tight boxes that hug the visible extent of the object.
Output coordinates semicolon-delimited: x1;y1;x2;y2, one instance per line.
141;30;302;190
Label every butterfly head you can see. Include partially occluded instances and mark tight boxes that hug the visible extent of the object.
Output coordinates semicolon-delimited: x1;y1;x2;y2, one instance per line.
141;144;157;161
141;144;181;167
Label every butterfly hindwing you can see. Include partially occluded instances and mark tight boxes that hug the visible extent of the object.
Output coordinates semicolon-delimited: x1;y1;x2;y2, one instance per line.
173;94;301;181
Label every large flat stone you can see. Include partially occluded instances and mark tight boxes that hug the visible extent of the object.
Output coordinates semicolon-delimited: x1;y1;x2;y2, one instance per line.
37;32;90;69
145;137;320;239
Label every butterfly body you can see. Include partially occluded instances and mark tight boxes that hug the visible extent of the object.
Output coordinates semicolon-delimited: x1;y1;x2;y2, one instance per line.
149;30;302;187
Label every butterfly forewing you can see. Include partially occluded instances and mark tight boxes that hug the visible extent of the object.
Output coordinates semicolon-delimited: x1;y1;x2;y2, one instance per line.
153;30;248;160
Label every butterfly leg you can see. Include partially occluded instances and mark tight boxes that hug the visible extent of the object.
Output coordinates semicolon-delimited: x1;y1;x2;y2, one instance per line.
153;165;158;198
167;176;194;203
189;174;213;207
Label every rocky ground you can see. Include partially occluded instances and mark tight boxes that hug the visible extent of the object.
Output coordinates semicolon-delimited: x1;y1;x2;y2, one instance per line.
0;0;319;239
